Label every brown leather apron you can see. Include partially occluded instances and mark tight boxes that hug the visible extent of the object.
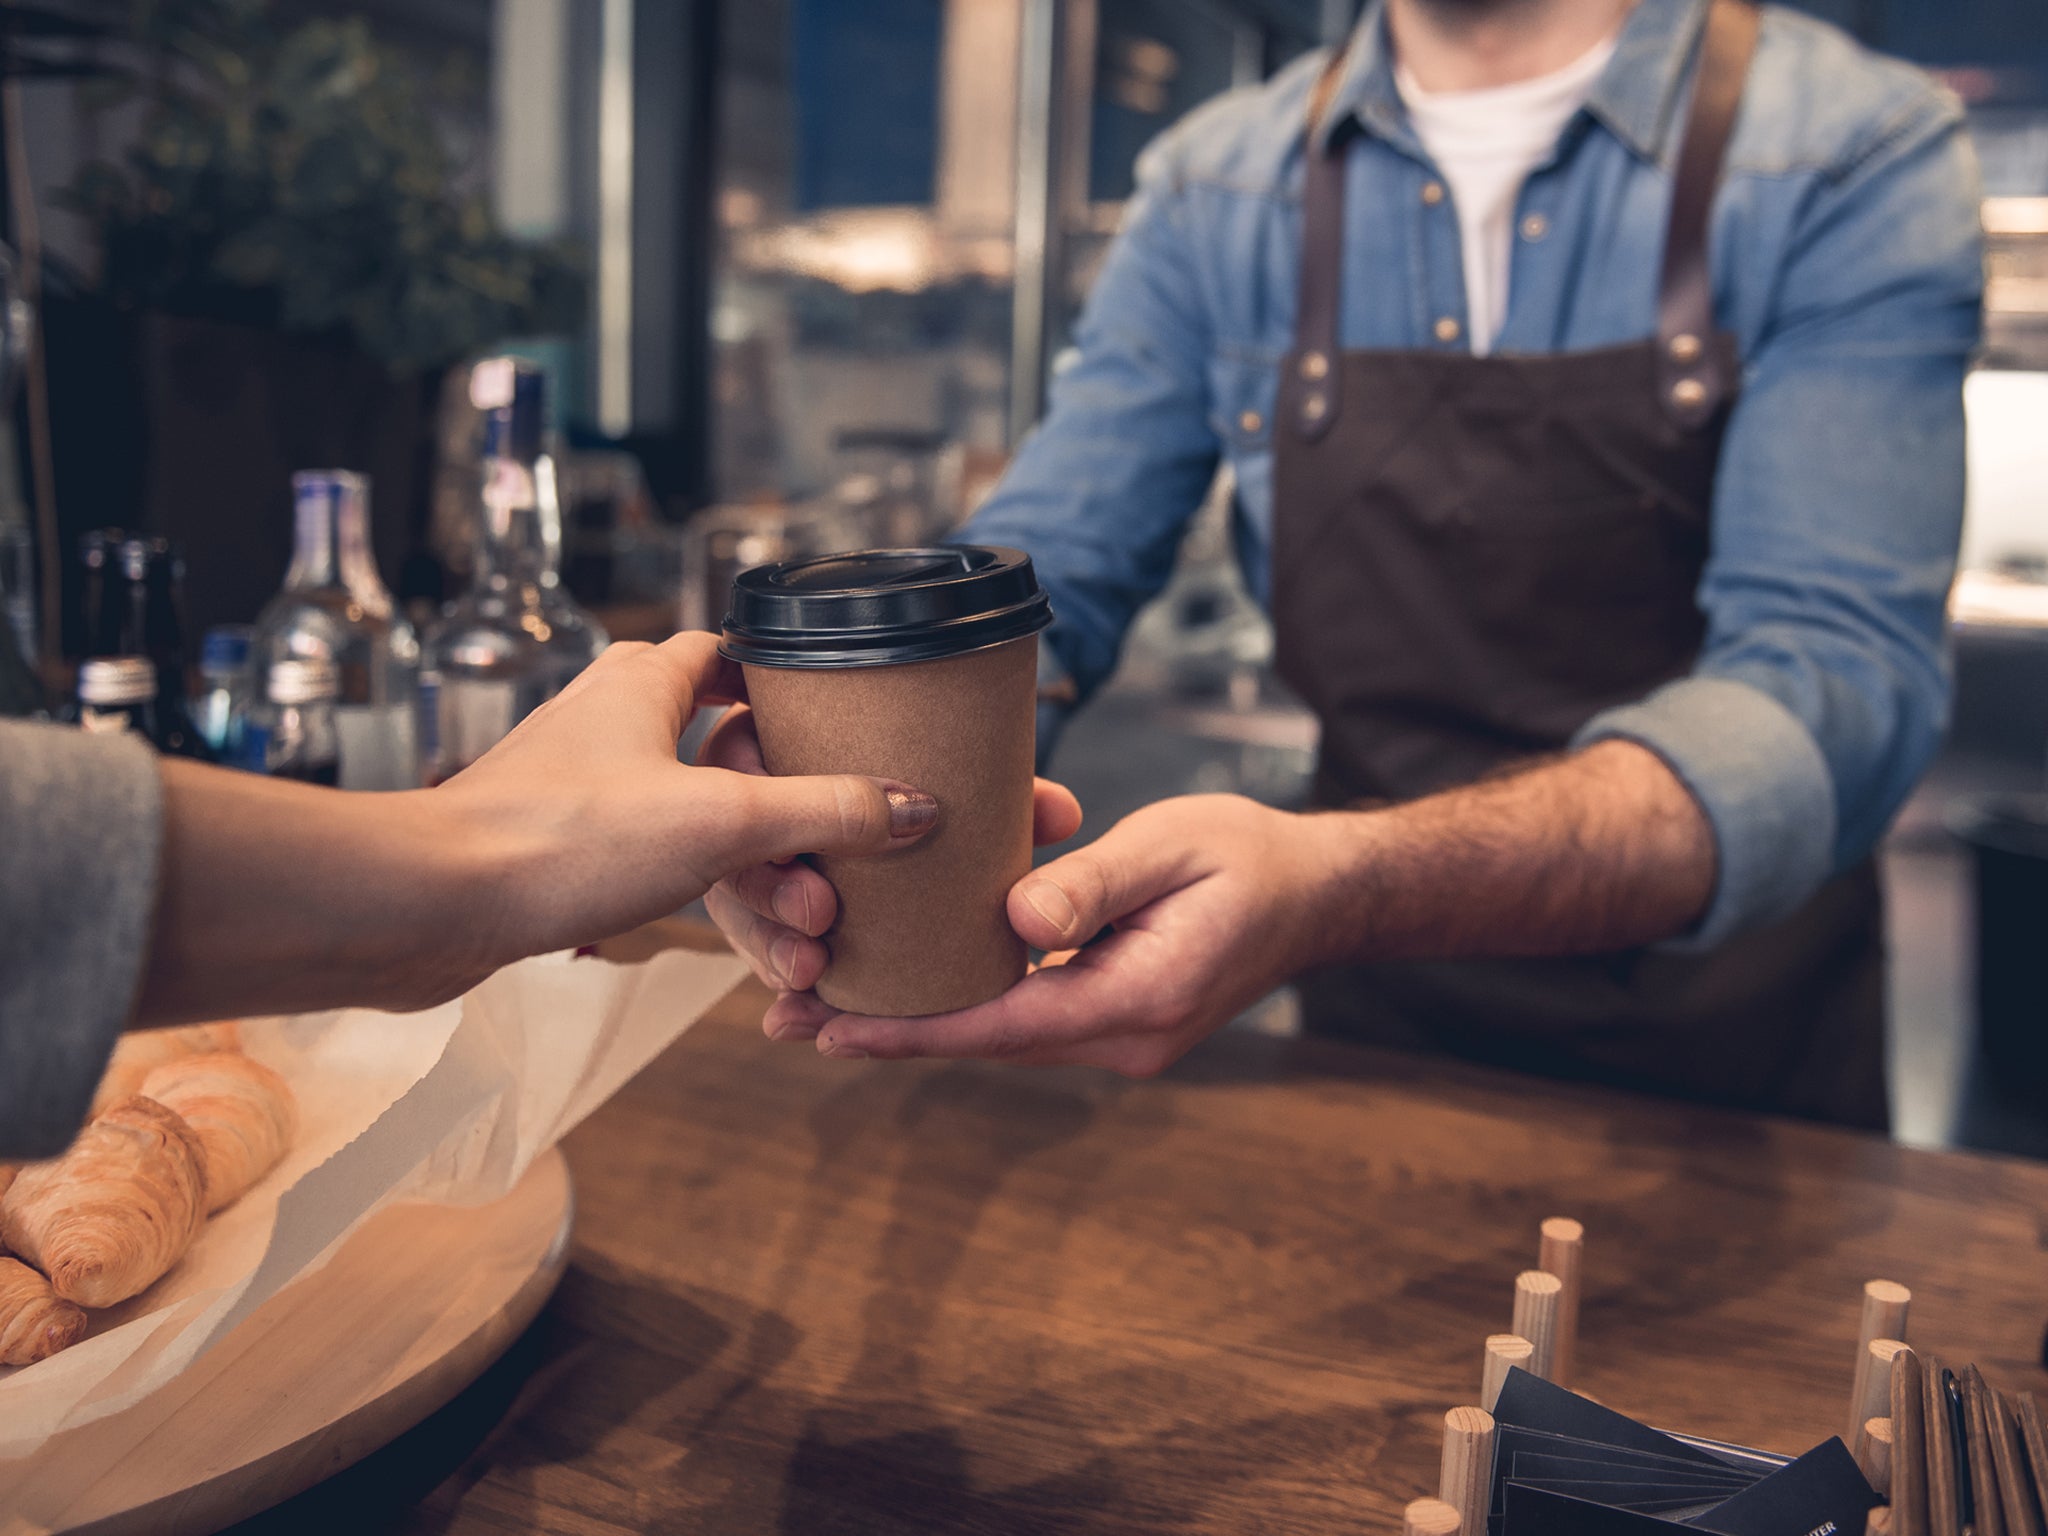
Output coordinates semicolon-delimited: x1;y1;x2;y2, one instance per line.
1271;0;1889;1129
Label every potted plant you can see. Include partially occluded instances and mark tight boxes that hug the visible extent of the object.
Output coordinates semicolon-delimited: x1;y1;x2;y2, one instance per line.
55;0;583;634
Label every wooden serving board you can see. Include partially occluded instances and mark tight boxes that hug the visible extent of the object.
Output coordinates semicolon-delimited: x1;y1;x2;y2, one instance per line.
3;1149;573;1536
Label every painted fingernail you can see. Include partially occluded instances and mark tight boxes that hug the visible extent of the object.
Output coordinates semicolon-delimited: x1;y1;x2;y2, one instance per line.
886;787;939;838
769;935;800;988
771;882;809;930
1020;879;1077;939
820;1039;869;1060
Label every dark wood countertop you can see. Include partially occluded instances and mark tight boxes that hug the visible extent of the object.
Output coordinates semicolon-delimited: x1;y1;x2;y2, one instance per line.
235;936;2048;1535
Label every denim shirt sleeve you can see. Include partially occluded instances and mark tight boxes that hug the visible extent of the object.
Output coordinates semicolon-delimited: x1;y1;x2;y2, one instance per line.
960;139;1222;704
1576;96;1984;950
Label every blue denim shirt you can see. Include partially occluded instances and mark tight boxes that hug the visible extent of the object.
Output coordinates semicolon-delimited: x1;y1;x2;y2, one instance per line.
962;0;1984;949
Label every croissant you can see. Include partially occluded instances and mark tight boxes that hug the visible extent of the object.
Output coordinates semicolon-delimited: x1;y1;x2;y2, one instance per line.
0;1097;208;1308
139;1053;297;1213
0;1166;14;1203
0;1256;88;1365
90;1022;243;1117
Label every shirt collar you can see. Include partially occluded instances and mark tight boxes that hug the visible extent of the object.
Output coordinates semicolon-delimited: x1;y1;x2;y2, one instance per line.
1312;0;1714;167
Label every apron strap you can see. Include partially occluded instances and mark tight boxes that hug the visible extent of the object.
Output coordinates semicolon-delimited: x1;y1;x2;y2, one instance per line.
1288;52;1354;442
1658;0;1761;428
1286;0;1762;442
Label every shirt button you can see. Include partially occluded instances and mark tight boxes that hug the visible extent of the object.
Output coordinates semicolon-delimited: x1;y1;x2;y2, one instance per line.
1421;180;1445;206
1433;315;1462;343
1519;212;1549;241
1239;409;1264;435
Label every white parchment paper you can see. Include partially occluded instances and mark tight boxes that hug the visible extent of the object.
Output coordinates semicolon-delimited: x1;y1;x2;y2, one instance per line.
0;942;747;1461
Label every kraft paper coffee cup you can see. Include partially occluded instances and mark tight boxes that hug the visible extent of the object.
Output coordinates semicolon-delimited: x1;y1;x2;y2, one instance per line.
720;547;1054;1017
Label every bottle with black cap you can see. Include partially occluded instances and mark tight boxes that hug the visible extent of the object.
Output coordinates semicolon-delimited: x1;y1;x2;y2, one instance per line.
721;545;1053;1016
418;357;609;784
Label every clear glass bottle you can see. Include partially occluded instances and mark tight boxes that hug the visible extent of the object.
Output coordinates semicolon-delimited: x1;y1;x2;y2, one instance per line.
244;657;341;785
251;471;420;790
419;358;607;784
194;624;253;760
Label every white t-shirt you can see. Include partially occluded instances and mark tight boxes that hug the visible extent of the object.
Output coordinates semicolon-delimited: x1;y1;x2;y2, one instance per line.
1395;34;1619;355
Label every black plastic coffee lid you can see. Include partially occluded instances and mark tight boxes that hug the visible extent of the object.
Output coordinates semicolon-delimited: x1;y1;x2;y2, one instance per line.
721;546;1052;669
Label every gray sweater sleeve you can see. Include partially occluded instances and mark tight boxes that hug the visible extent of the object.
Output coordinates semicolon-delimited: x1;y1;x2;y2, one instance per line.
1;720;165;1159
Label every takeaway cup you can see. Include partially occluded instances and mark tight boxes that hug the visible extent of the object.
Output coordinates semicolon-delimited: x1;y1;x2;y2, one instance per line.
720;546;1054;1016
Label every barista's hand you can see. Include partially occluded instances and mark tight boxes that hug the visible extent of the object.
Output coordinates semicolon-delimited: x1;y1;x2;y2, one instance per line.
758;795;1340;1074
698;705;1084;994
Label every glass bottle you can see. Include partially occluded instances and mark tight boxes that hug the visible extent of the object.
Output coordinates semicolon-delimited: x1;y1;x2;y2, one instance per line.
62;654;212;758
250;470;420;790
66;655;157;739
194;624;253;760
135;537;190;694
245;657;341;785
79;528;129;657
108;538;214;760
419;358;607;784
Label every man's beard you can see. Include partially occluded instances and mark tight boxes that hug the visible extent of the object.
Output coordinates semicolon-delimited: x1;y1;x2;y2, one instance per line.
1408;0;1546;15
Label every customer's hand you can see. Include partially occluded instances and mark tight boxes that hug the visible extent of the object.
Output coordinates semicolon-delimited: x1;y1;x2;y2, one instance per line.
698;705;1084;994
755;794;1338;1074
435;632;943;974
146;631;948;1026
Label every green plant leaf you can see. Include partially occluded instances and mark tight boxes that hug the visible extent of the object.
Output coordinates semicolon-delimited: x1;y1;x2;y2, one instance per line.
65;0;587;373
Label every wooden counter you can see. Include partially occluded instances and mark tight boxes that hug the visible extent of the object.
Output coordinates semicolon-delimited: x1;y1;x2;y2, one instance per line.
233;955;2048;1535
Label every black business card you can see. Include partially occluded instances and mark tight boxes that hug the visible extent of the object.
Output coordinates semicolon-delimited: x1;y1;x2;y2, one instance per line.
1683;1438;1878;1536
1485;1372;1873;1536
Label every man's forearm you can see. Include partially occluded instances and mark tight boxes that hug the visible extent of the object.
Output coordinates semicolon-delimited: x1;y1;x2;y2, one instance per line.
1311;740;1717;965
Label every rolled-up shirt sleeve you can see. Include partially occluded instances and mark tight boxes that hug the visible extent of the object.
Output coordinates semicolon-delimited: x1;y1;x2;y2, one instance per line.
1576;677;1837;948
1577;92;1983;950
1;720;164;1157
